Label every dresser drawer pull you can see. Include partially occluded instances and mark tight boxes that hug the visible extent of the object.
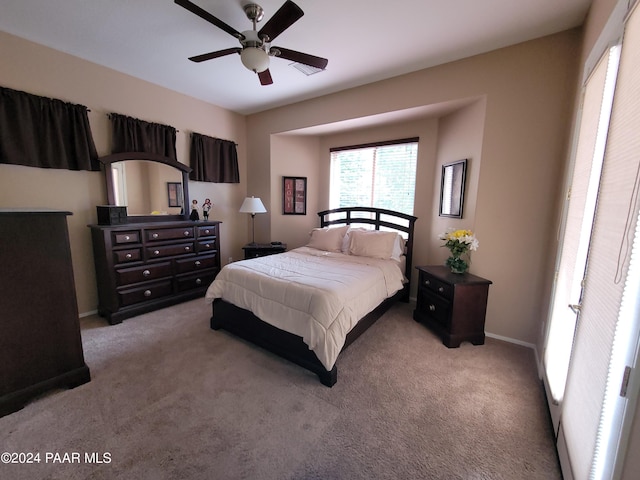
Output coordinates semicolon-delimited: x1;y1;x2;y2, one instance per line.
142;269;151;277
429;304;436;312
185;246;191;252
152;233;159;239
144;289;152;297
424;279;430;286
195;260;201;266
204;229;210;235
195;278;202;285
153;250;160;256
125;253;132;259
438;287;444;293
184;231;190;236
124;235;130;241
205;243;211;248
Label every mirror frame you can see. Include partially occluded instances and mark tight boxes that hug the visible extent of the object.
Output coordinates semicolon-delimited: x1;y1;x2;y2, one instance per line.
439;159;467;219
99;151;191;222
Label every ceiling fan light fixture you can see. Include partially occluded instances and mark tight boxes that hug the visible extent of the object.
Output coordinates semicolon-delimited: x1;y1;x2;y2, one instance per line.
241;47;270;73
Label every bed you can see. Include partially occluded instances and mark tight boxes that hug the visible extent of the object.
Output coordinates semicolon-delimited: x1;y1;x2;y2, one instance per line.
205;207;417;386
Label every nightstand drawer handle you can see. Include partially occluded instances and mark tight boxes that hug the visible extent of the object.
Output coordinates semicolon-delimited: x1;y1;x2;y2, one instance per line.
152;233;159;239
195;278;202;285
438;287;444;293
184;231;190;236
429;304;436;312
125;253;132;259
142;269;151;277
144;289;152;297
154;250;160;255
424;279;430;285
184;246;190;251
195;260;201;266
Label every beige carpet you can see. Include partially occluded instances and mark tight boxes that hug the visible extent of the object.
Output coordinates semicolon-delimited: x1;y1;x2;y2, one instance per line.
1;299;560;479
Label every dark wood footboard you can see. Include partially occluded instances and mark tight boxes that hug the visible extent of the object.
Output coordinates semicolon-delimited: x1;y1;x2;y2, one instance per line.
210;290;403;387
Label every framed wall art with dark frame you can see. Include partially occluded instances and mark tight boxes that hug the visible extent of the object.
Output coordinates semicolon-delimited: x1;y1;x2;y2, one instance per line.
167;182;183;208
439;159;467;218
283;176;307;215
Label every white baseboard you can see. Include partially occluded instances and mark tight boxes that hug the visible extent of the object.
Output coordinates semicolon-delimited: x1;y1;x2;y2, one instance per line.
485;332;541;371
79;310;98;318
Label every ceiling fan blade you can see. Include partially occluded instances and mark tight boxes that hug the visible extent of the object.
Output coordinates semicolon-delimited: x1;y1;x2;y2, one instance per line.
272;47;328;70
174;0;243;39
189;48;241;63
258;1;304;42
258;69;274;86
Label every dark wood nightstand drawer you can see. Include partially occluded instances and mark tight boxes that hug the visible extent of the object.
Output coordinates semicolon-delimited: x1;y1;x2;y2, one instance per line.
420;274;454;300
417;288;451;328
243;243;287;259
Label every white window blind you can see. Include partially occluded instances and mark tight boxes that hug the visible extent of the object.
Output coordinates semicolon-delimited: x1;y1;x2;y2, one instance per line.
561;3;640;478
330;138;418;215
543;46;615;406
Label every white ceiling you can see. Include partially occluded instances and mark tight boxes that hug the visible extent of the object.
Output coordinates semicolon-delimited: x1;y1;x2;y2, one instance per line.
0;0;592;116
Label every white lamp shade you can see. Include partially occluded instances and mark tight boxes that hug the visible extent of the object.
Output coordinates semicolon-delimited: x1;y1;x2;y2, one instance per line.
239;196;267;215
240;47;270;73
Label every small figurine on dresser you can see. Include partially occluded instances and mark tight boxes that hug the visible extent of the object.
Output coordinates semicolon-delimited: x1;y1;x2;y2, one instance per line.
202;198;212;220
190;199;200;221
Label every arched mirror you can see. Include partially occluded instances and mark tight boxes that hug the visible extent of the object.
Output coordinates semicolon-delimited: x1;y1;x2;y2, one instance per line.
99;152;190;222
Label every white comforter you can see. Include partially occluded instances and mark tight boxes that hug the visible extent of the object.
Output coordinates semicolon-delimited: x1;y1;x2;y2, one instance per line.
205;246;405;370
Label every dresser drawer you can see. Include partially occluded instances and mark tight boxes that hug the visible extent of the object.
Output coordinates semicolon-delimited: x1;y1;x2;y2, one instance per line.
113;248;142;264
197;240;217;253
418;288;451;328
116;261;172;286
175;254;218;274
198;225;217;238
176;271;217;292
146;227;194;242
112;230;141;245
146;242;195;259
420;273;454;300
118;280;173;307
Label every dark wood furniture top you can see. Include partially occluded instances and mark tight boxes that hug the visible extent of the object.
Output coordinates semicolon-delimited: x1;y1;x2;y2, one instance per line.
0;210;90;417
413;265;492;348
89;220;221;324
242;243;287;259
211;207;418;386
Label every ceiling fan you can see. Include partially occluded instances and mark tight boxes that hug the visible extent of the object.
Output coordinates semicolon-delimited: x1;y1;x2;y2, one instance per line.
175;0;328;86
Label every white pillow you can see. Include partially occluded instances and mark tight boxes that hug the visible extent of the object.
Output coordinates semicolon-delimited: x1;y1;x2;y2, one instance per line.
348;230;399;259
341;227;368;253
307;225;349;252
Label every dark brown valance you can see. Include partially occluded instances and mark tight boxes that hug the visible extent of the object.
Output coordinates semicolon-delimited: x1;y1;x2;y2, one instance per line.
0;86;99;171
111;113;177;160
189;133;239;183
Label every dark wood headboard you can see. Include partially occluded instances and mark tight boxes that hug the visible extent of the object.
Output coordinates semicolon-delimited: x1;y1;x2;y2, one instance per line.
317;207;418;300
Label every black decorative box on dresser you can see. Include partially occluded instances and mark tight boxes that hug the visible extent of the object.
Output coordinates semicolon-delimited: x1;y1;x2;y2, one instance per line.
242;242;287;259
413;265;492;348
89;220;221;324
0;210;90;417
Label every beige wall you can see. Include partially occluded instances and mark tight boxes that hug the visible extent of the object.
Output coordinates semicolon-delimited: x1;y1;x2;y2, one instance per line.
247;29;581;345
0;31;248;315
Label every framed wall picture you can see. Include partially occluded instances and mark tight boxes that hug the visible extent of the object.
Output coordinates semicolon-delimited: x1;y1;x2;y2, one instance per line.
167;182;183;208
283;176;307;215
439;159;467;218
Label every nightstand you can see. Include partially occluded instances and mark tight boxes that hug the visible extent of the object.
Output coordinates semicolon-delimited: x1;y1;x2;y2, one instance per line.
413;265;492;347
243;243;287;259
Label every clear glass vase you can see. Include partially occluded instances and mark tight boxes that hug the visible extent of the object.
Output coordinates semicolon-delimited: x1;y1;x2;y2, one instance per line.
446;254;468;274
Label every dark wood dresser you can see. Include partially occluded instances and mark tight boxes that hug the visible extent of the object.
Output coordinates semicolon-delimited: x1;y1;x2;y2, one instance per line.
89;220;221;324
242;242;287;259
0;210;90;417
413;265;492;347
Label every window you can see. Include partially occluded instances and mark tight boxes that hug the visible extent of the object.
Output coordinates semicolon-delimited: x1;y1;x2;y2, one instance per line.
330;138;418;215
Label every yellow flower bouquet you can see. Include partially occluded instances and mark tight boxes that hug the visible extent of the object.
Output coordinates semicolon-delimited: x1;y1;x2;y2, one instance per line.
439;228;479;273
